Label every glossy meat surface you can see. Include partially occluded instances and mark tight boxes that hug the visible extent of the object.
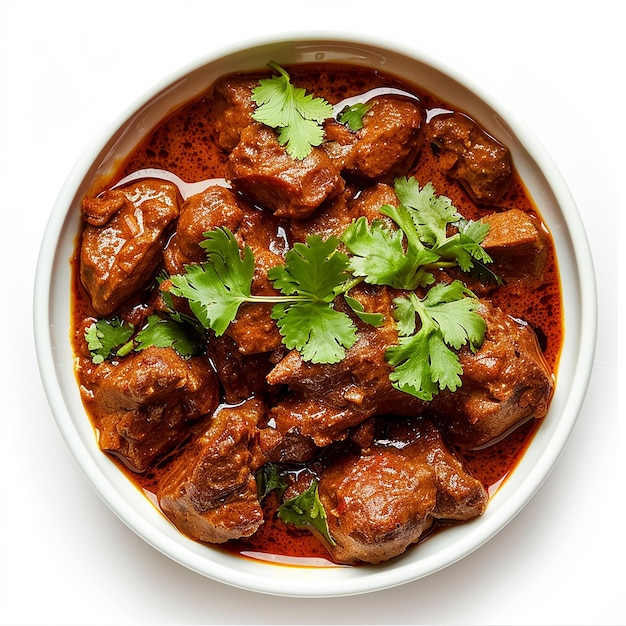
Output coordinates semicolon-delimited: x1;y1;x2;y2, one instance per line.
86;346;219;472
426;112;512;205
80;180;180;316
158;399;266;543
319;419;488;564
227;124;344;219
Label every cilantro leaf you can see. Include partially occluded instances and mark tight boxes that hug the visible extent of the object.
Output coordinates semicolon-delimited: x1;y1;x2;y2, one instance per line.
277;481;335;546
393;178;457;248
133;314;203;358
341;215;437;289
272;300;357;364
391;177;495;273
337;102;371;131
268;235;358;364
251;61;333;159
256;463;288;501
169;227;255;336
344;294;385;327
268;235;351;299
85;318;134;364
385;283;486;400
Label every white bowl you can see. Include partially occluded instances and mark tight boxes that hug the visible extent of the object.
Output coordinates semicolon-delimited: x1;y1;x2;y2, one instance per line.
33;35;597;597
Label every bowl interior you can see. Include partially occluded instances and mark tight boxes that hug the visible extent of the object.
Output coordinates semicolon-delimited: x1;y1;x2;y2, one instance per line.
34;36;596;597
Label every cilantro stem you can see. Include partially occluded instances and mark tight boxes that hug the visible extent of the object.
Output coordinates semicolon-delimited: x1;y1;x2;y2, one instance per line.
116;339;135;358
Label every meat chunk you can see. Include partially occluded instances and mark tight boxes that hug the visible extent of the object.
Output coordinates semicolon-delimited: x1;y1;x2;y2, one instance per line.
86;347;219;472
227;124;344;219
163;185;285;355
267;287;553;449
80;180;180;316
289;183;398;244
342;97;424;183
81;189;127;227
207;334;274;403
432;303;554;448
426;112;512;205
480;208;549;281
258;427;319;464
267;286;426;446
158;399;266;543
211;75;258;152
318;418;488;564
163;185;244;275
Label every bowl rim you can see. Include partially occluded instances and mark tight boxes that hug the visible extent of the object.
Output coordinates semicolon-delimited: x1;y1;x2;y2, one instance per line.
33;32;598;597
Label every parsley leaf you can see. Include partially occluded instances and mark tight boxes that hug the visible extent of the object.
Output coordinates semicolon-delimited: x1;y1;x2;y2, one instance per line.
251;61;333;160
85;318;134;364
385;282;486;400
337;102;371;131
277;481;335;546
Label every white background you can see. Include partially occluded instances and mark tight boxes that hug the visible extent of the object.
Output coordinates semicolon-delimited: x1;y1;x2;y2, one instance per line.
2;1;623;624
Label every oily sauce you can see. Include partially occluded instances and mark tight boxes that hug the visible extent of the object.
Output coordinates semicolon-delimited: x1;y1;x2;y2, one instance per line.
72;62;563;565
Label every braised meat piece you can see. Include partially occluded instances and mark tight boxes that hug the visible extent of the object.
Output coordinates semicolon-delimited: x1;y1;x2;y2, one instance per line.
163;185;244;275
207;334;275;403
163;186;285;355
268;288;553;449
266;286;419;446
85;346;219;472
342;97;424;183
432;303;554;448
158;399;266;543
318;418;488;564
80;180;180;316
258;428;319;464
480;208;549;282
426;112;512;205
211;75;257;152
227;124;344;219
81;189;127;227
289;182;398;244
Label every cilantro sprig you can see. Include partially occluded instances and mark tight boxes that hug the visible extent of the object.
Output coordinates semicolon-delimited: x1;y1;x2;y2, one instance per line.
386;282;486;400
341;177;492;398
85;318;135;364
342;178;494;288
84;313;202;364
169;228;364;364
337;102;371;131
251;61;333;160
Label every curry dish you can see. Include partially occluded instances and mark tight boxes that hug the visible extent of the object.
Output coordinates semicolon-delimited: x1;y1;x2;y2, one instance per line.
71;62;562;565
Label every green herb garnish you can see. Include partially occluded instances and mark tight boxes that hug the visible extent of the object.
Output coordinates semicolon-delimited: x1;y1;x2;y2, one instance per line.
133;314;203;358
251;61;333;160
337;102;371;131
84;318;135;364
386;282;486;400
167;178;495;399
170;229;361;364
277;481;335;546
255;462;288;501
85;313;202;364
